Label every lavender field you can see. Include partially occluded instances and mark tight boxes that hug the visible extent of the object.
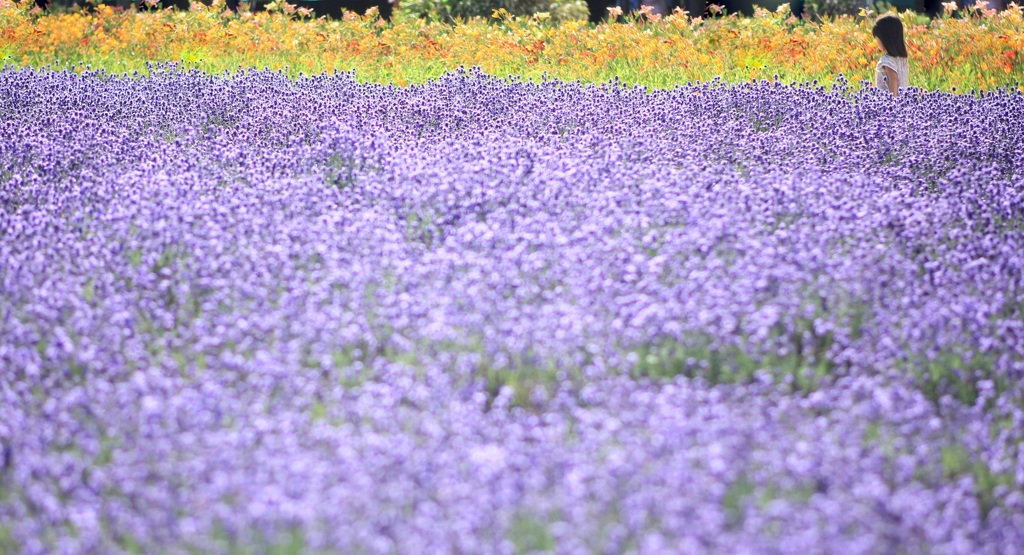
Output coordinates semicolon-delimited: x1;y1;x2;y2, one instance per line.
1;65;1023;554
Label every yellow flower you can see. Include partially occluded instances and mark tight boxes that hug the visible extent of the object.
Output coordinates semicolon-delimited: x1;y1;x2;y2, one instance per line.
1;4;1016;93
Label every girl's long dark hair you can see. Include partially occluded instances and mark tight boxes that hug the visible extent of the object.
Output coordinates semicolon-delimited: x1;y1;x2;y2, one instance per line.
873;15;908;58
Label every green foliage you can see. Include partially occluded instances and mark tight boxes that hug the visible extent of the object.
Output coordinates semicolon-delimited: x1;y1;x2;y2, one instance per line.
509;514;556;554
400;0;587;21
630;326;838;393
722;474;818;529
941;443;971;477
913;349;1006;410
83;278;96;303
202;526;316;555
310;400;328;422
971;460;1015;522
722;476;757;527
478;348;565;410
0;525;16;554
804;0;870;18
805;0;921;18
940;444;1016;521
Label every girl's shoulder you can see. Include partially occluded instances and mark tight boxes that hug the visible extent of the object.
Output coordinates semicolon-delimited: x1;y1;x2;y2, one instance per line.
876;54;901;69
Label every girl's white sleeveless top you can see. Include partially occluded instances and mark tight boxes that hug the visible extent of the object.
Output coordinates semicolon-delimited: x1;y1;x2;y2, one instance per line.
875;55;910;91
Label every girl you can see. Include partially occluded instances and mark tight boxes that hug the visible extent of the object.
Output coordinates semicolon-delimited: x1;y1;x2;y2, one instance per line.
873;14;910;96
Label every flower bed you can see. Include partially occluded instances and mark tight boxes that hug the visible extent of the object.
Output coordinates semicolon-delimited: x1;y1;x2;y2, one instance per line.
1;1;1022;90
1;66;1023;553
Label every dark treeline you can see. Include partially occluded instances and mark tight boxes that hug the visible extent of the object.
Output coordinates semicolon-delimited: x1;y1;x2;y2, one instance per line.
585;0;955;22
34;0;397;19
33;0;995;23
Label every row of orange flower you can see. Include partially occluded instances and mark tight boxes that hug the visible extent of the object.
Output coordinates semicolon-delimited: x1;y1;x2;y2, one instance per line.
1;0;1022;90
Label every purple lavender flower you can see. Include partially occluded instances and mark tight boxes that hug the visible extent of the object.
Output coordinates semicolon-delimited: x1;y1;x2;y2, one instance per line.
0;65;1022;554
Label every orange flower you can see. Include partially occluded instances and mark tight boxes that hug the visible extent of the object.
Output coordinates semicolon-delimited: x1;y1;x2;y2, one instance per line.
0;5;1017;92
